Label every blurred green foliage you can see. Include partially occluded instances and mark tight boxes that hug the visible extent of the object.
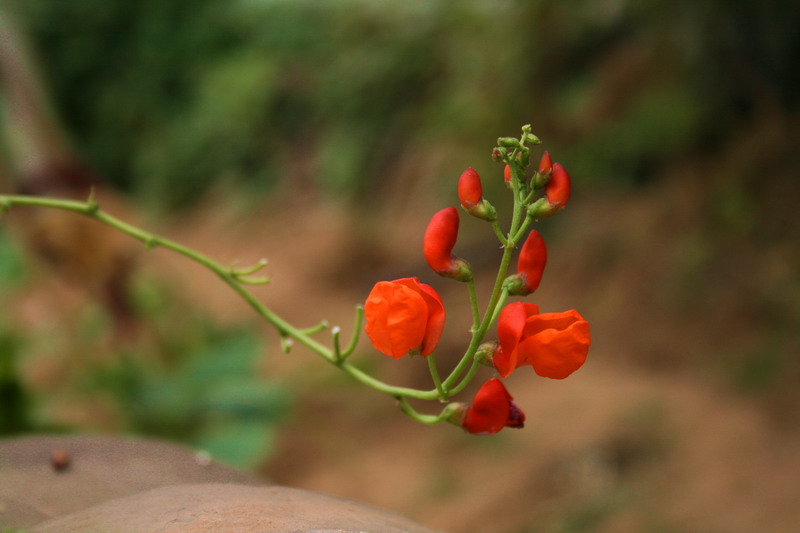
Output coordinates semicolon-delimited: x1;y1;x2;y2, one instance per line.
0;226;288;468
8;0;795;207
0;231;29;434
97;326;289;469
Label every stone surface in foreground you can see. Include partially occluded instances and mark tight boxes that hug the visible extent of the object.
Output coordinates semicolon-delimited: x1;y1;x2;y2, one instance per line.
0;434;262;528
31;482;442;533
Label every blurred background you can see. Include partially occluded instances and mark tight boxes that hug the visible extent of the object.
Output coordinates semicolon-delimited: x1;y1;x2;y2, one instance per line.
1;0;798;531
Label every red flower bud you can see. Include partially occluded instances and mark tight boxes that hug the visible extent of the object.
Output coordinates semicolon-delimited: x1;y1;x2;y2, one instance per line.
503;164;512;183
538;151;553;175
364;277;445;358
514;229;547;295
462;378;525;435
458;168;483;208
458;168;496;221
546;162;571;208
493;302;590;379
423;207;472;281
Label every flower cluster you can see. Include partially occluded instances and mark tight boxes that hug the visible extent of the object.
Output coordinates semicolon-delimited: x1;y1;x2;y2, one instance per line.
0;124;589;442
363;125;591;435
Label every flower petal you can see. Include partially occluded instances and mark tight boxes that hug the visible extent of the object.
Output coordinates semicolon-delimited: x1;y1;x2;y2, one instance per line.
364;281;427;358
519;310;590;379
494;302;539;377
462;378;525;435
394;277;445;356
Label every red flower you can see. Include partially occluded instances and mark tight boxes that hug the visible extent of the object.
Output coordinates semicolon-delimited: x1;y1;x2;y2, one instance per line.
546;162;571;208
458;168;496;221
423;207;472;281
462;378;525;435
506;229;547;295
364;277;445;358
503;164;512;183
458;168;483;208
538;151;553;175
493;302;590;379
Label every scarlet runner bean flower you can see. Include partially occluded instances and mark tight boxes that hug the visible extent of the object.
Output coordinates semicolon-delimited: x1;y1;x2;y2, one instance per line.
423;207;473;281
458;168;496;221
528;158;572;218
462;378;525;435
503;152;525;189
493;302;590;379
538;150;553;175
364;277;445;359
504;229;547;296
458;168;482;208
546;163;571;209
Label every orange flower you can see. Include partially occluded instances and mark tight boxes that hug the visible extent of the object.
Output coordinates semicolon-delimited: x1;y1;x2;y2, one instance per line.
505;229;547;296
364;277;445;358
538;150;553;175
458;168;496;221
462;378;525;435
546;162;571;208
493;302;590;379
457;168;483;208
423;207;472;281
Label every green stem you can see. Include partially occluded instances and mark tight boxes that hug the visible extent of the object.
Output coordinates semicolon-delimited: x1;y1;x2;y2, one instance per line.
0;194;440;402
299;321;329;335
339;362;439;400
396;397;452;425
467;279;480;333
440;237;516;393
488;289;509;327
335;305;364;360
491;220;508;245
448;359;480;397
427;353;446;399
511;214;535;244
439;157;528;395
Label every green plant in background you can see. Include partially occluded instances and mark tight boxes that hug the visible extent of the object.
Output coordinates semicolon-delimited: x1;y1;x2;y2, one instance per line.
0;226;288;468
100;326;289;469
0;230;30;435
10;0;796;210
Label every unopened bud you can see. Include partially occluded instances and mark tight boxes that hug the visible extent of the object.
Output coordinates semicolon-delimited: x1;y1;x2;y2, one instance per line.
538;151;553;174
508;229;547;296
423;207;473;282
444;402;467;426
492;146;507;161
497;137;520;148
475;341;500;367
503;273;529;295
458;168;498;222
532;171;550;189
526;197;558;219
470;199;497;221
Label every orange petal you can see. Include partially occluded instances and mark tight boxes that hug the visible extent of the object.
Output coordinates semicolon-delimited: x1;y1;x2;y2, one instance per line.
364;281;427;358
462;378;524;435
395;278;446;356
519;311;590;379
494;302;539;377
